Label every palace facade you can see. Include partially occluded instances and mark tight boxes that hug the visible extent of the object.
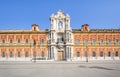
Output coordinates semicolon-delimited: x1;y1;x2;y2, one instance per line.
0;10;120;61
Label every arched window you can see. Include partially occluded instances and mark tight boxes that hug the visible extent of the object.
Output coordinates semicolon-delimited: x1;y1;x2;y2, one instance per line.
115;51;118;57
25;51;28;57
10;52;13;57
84;39;88;45
100;51;103;57
114;39;119;45
100;39;103;45
34;27;36;31
18;51;21;57
2;39;5;45
76;39;80;45
92;39;96;45
92;51;96;57
58;21;62;26
41;51;44;57
77;51;80;57
2;52;5;57
40;39;44;45
107;39;111;45
108;51;111;57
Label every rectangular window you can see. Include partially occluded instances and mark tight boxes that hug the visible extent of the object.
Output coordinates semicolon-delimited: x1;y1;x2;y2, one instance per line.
9;40;13;45
2;40;5;45
92;39;96;45
107;39;111;45
2;52;5;57
84;39;88;45
40;39;44;45
25;39;29;45
17;39;21;45
76;39;80;45
115;39;119;45
18;51;21;57
100;39;103;45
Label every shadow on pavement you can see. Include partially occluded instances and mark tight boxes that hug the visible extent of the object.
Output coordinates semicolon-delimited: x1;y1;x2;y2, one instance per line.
79;65;114;70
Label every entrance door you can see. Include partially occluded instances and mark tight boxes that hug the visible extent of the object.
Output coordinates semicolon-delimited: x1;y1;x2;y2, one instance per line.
58;51;63;61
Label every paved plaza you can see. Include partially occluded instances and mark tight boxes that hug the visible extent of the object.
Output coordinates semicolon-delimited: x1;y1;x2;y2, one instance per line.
0;61;120;77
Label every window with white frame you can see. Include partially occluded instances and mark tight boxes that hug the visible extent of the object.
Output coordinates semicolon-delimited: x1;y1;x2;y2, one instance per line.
76;39;80;45
17;39;21;45
100;39;103;45
2;39;5;45
92;39;96;45
84;39;88;45
107;39;111;45
9;39;13;45
40;39;44;45
114;39;119;45
25;39;29;45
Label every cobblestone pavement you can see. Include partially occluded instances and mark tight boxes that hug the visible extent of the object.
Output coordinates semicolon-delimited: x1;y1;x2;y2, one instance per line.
0;61;120;77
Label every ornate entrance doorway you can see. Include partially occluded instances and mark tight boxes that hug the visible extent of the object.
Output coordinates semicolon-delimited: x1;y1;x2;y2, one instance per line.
57;51;63;61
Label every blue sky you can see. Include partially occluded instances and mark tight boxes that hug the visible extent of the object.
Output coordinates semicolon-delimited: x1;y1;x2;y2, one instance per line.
0;0;120;30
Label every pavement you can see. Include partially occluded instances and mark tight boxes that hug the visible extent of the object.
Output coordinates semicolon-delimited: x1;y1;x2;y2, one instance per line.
0;60;120;77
